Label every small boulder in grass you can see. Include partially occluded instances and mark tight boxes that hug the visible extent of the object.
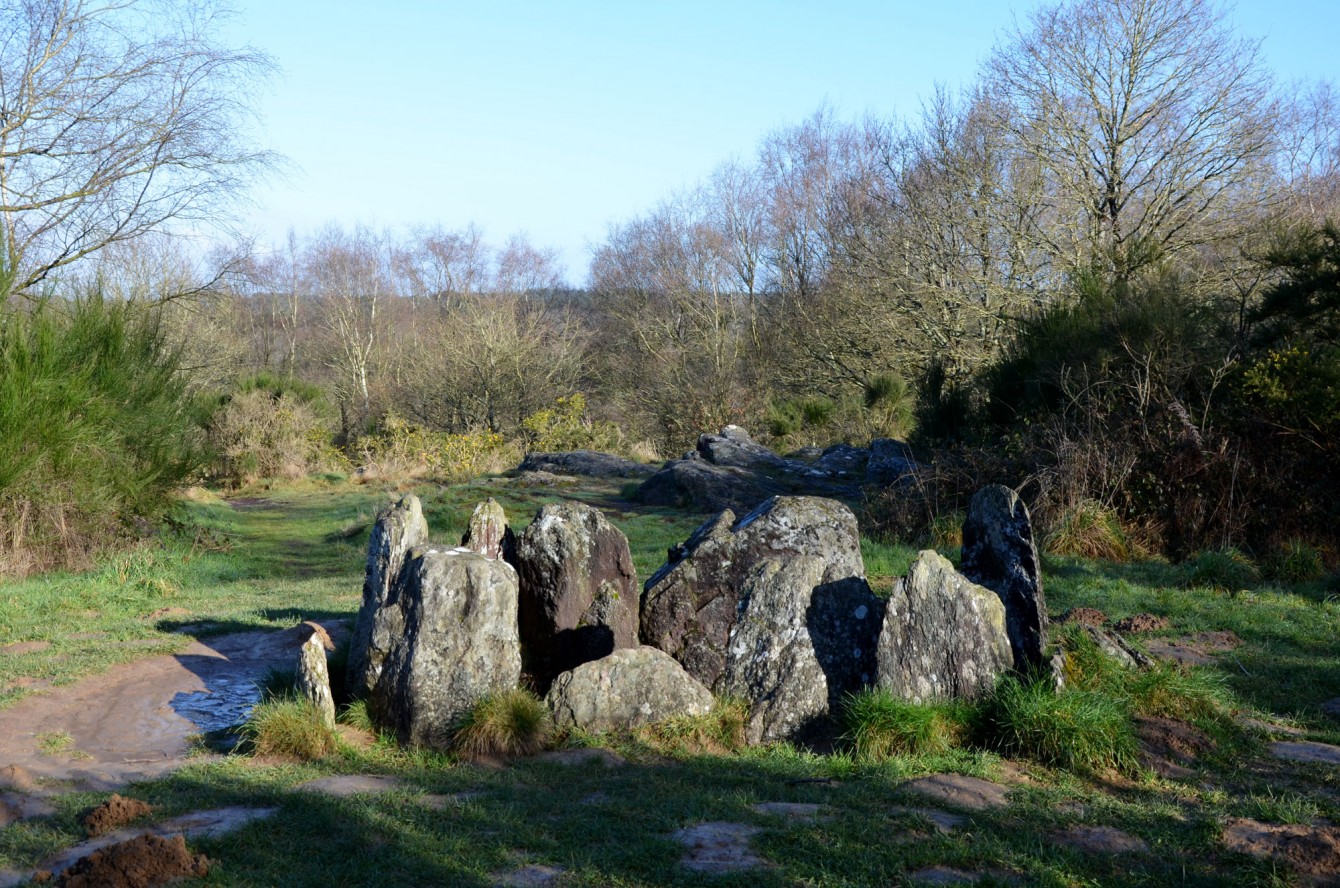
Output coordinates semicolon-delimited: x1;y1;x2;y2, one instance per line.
545;646;713;733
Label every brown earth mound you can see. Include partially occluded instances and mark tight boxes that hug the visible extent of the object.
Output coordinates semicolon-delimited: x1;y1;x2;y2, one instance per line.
1114;613;1170;633
47;833;209;887
1223;818;1340;880
82;794;153;837
1059;608;1107;627
1136;716;1214;779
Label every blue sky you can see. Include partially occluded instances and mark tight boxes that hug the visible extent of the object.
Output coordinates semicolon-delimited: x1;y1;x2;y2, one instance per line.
226;1;1340;281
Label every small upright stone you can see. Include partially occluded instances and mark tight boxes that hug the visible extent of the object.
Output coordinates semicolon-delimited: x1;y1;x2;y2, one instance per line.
296;629;336;730
347;494;428;699
961;485;1047;671
461;497;514;560
876;551;1011;702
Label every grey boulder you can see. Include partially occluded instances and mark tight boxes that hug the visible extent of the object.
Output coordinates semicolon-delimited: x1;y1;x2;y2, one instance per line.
461;497;514;560
347;494;428;699
367;547;521;750
640;495;866;692
876;550;1012;702
510;502;639;692
545;646;714;732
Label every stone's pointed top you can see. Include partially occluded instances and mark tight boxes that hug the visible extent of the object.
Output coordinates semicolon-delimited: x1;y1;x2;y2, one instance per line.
462;498;513;561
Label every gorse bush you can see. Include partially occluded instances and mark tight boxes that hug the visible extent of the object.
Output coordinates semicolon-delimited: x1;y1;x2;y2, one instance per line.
0;297;199;576
519;393;622;453
207;386;342;486
356;416;516;482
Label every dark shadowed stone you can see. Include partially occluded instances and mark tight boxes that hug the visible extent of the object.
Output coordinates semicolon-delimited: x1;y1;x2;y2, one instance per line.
960;485;1047;672
866;438;920;484
517;450;655;478
634;458;785;513
877;551;1012;702
367;547;521;750
811;443;869;477
348;494;429;699
695;425;790;470
462;498;515;561
640;496;866;692
511;503;639;692
807;577;885;703
545;646;713;732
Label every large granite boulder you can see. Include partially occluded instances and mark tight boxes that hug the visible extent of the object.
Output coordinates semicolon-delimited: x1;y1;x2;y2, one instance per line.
876;551;1012;702
510;503;639;692
719;556;886;744
633;458;786;513
461;497;514;561
347;494;428;699
366;547;521;749
633;426;921;514
640;495;866;692
545;646;714;732
960;485;1048;672
517;450;656;478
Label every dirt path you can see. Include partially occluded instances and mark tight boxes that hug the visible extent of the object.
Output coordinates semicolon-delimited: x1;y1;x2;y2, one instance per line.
0;621;347;791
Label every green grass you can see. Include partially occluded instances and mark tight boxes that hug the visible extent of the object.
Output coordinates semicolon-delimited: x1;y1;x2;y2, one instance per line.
241;695;339;760
6;476;1340;885
450;689;553;760
843;690;973;758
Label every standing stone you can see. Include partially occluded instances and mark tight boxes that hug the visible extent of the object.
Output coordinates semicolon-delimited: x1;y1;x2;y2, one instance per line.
296;630;336;730
876;551;1012;702
347;495;428;699
461;498;514;560
640;496;865;692
545;646;714;732
510;503;639;693
961;485;1047;672
367;547;521;750
721;557;832;744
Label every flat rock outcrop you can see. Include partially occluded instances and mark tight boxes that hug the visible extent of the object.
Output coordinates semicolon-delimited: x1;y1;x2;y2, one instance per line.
876;551;1012;702
517;450;656;478
640;495;865;692
347;495;428;699
961;485;1048;672
634;426;919;513
510;503;639;692
545;646;713;732
367;547;521;749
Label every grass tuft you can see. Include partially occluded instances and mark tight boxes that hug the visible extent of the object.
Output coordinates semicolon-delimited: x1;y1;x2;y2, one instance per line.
842;690;973;759
241;695;338;760
1043;500;1132;561
983;677;1139;775
1263;539;1327;585
633;698;749;755
450;689;553;760
1127;661;1231;721
1186;547;1261;591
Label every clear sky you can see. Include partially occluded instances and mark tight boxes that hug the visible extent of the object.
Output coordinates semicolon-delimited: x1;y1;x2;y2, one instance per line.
225;1;1340;282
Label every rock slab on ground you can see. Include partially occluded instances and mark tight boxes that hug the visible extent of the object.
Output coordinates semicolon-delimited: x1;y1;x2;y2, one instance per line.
367;547;521;750
511;502;640;691
877;550;1011;702
899;774;1010;812
640;495;865;692
960;485;1047;672
517;450;656;479
348;494;429;699
672;822;764;873
1222;818;1340;879
545;646;713;732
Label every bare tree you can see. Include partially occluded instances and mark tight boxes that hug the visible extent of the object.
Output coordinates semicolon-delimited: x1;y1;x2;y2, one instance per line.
984;0;1277;278
0;0;277;302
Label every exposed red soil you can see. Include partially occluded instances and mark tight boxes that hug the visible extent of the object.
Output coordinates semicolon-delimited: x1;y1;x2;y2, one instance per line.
1136;716;1214;779
81;794;153;837
1223;818;1340;880
1114;613;1171;633
1059;607;1108;626
43;833;209;887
